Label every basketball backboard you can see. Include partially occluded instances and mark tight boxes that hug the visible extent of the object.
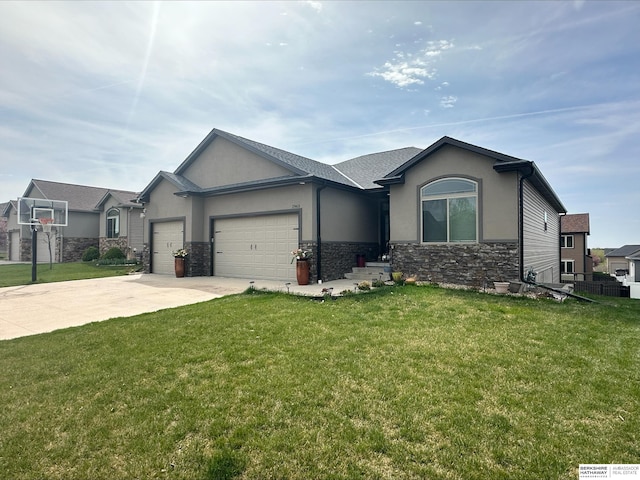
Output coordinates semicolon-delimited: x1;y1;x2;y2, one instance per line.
17;197;68;226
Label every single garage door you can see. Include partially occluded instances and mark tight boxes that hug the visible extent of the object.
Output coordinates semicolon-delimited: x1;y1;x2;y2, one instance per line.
152;221;184;275
10;231;20;261
214;213;299;281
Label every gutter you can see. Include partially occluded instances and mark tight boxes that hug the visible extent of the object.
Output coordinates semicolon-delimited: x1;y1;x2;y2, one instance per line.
519;163;535;283
316;184;327;282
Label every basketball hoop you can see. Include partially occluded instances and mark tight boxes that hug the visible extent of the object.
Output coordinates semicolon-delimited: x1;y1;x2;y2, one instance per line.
39;217;54;234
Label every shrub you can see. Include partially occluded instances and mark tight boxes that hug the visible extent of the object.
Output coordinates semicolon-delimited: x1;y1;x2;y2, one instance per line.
95;258;138;266
101;247;125;260
82;246;100;262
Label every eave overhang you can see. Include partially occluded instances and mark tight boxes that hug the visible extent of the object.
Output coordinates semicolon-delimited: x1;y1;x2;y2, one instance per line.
493;160;566;213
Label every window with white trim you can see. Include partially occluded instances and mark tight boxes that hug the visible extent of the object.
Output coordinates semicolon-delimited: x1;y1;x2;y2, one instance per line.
107;208;120;238
561;235;574;248
561;259;575;274
421;178;477;243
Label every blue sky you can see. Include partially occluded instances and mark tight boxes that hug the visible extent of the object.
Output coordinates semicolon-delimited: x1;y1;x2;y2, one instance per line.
1;0;638;247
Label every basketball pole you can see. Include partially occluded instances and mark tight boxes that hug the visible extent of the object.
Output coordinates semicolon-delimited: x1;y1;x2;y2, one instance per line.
31;224;38;282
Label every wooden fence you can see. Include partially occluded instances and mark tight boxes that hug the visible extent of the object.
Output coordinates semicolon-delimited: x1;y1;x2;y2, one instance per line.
574;281;630;298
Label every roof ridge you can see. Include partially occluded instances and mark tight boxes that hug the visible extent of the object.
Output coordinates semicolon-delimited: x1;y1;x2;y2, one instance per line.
331;165;364;189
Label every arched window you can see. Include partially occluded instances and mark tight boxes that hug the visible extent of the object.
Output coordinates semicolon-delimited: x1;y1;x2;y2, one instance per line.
107;208;120;238
421;178;477;243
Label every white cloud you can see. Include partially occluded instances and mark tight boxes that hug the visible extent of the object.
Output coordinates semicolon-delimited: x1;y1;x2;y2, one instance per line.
305;1;323;12
368;39;454;89
440;96;458;108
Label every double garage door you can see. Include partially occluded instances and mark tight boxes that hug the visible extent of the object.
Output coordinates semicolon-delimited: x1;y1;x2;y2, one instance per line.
214;213;299;281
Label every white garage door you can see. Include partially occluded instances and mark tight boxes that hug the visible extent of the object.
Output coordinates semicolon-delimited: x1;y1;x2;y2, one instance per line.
37;231;57;264
152;221;184;275
10;231;20;261
214;214;299;281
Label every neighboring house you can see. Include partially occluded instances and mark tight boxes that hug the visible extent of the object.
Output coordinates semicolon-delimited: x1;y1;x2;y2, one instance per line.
4;180;142;263
627;251;640;299
560;213;592;281
0;201;7;258
605;245;640;276
139;129;566;286
96;189;145;258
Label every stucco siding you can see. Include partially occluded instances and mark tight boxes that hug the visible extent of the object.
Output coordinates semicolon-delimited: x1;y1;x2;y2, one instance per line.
319;187;378;242
144;179;192;242
522;180;560;283
181;137;294;188
64;211;99;238
204;183;313;240
390;145;519;242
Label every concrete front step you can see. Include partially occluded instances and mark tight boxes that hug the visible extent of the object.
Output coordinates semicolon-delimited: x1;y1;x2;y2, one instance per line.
345;272;390;281
344;262;391;281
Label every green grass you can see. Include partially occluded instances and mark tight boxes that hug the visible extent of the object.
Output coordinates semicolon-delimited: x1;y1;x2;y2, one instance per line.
0;261;138;287
1;286;639;479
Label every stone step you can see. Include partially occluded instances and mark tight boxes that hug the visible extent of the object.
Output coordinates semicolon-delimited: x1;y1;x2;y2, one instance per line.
345;271;391;281
344;262;391;281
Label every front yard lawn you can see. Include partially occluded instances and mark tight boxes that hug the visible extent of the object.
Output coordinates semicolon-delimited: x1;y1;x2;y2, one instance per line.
0;286;638;479
0;261;138;287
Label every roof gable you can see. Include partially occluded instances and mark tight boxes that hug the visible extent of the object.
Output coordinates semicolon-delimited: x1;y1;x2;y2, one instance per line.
95;189;141;210
561;213;590;234
379;136;524;181
374;136;565;213
173;129;359;188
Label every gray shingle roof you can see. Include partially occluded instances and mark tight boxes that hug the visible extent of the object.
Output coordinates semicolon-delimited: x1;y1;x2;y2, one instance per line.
216;130;360;188
28;180;110;212
27;180;139;212
335;147;422;189
605;245;640;257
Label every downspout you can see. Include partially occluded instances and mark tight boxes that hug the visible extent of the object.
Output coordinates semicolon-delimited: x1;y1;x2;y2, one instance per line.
519;163;535;282
316;183;327;282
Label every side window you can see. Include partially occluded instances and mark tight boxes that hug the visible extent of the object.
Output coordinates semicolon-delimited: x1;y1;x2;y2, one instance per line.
561;235;574;248
561;260;575;274
421;178;477;243
107;208;120;238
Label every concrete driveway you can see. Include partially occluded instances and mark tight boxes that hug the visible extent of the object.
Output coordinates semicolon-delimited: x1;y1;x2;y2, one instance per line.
0;274;358;340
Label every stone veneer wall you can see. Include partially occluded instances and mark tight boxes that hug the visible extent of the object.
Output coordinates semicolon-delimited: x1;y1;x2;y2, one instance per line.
391;242;519;288
63;237;99;262
185;241;211;277
99;237;130;258
312;241;380;282
141;243;150;273
20;235;62;263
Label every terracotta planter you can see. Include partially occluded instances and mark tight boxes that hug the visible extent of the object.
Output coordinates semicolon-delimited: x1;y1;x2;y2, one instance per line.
175;257;185;278
296;259;310;285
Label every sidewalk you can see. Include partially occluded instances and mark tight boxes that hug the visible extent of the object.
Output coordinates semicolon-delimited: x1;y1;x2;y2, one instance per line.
0;274;360;340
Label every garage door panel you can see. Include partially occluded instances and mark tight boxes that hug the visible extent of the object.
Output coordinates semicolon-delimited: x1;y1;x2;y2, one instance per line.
214;214;298;281
10;232;20;261
37;233;57;263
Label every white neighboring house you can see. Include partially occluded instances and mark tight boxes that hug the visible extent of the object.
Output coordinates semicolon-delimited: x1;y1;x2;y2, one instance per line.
627;251;640;300
605;244;640;299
